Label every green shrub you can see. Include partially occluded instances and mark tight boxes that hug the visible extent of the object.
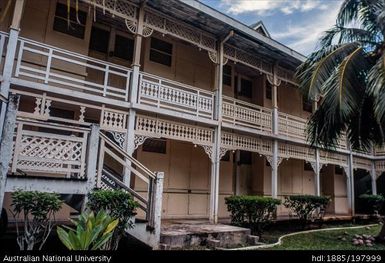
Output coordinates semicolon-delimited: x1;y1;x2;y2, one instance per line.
225;195;281;234
11;190;62;250
284;195;330;224
359;194;385;215
87;189;138;250
57;210;118;250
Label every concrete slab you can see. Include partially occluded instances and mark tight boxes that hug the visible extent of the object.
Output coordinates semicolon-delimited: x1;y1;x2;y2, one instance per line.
160;220;250;249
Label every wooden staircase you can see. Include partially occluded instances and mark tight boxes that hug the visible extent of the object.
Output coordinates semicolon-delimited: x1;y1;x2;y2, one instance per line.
1;116;164;249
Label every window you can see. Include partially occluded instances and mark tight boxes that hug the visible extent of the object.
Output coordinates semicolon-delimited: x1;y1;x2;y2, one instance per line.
142;139;167;154
223;65;232;86
335;166;344;175
304;162;313;171
114;34;134;61
89;27;110;53
266;80;272;100
239;78;253;98
53;3;87;39
150;37;172;66
303;95;313;113
239;151;252;165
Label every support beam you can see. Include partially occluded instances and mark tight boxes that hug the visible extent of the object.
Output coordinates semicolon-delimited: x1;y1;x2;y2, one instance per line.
0;95;19;210
234;150;241;195
269;65;280;199
124;3;145;184
347;151;355;215
0;0;25;140
271;141;278;198
314;151;321;196
371;162;377;195
312;100;321;196
86;124;100;193
209;31;233;224
149;172;164;249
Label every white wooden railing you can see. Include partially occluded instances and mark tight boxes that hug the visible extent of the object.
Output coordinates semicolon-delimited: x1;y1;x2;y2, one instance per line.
97;132;162;227
375;146;385;156
278;112;307;142
0;31;8;78
11;119;89;179
14;37;132;102
222;96;272;133
138;72;214;120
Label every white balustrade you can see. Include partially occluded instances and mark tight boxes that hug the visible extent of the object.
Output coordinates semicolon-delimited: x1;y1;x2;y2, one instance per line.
278;112;307;142
11;119;89;179
222;96;272;134
138;72;214;120
14;37;132;102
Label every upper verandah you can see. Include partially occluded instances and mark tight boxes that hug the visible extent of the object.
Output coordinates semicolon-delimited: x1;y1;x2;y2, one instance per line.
0;0;304;84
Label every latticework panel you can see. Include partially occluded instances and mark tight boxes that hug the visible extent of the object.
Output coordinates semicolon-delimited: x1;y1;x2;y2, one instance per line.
353;157;372;171
100;107;128;132
82;0;137;22
135;115;214;146
319;150;348;167
278;142;315;162
224;44;273;75
221;132;272;156
15;131;86;178
144;11;216;52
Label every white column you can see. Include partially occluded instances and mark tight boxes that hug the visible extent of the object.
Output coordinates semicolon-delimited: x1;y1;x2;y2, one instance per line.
0;0;25;139
347;152;355;215
371;161;377;195
314;151;321;196
0;95;19;210
312;100;321;196
209;40;225;223
270;67;279;199
123;4;145;184
149;172;164;249
235;150;241;195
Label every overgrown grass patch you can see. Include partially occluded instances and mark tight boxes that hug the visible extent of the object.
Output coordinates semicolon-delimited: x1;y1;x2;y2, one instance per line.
265;224;385;250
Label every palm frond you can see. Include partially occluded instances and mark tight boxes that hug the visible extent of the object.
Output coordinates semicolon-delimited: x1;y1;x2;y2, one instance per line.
368;54;385;124
319;26;380;49
296;43;360;101
306;47;371;148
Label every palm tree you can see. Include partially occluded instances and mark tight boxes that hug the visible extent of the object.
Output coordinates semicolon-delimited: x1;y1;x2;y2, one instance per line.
295;0;385;241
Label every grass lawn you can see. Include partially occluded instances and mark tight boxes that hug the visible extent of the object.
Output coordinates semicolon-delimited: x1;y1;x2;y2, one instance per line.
265;224;385;250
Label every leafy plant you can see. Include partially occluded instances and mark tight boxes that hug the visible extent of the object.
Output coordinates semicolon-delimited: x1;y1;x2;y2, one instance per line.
11;190;62;250
359;194;385;216
225;195;281;235
87;189;138;250
284;195;330;226
295;0;385;241
57;210;118;250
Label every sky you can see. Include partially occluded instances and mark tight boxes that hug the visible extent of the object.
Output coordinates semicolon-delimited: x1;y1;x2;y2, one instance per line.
200;0;344;55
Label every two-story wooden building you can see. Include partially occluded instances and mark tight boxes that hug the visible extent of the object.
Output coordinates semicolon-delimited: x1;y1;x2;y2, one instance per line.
0;0;383;248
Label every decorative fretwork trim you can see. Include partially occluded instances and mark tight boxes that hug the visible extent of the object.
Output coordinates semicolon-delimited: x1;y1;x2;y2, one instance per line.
266;74;282;87
135;115;214;146
107;131;126;149
144;10;217;53
134;135;150;150
208;51;228;65
265;155;284;167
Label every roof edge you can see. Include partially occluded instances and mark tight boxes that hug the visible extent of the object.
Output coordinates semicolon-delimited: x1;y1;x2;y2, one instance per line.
178;0;307;63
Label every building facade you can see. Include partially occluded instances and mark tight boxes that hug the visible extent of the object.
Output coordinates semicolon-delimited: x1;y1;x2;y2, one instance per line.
0;0;383;245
